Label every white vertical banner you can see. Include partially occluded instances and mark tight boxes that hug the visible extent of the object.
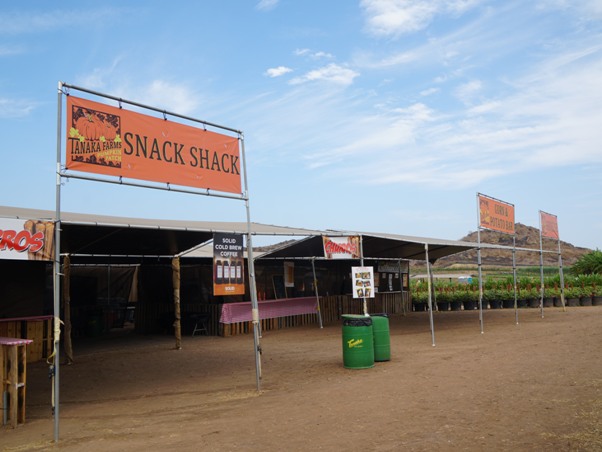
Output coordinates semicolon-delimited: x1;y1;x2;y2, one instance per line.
284;261;295;288
352;266;374;299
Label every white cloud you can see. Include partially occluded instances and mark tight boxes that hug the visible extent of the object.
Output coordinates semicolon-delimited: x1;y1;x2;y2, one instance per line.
0;98;36;118
0;45;23;56
360;0;482;37
133;80;199;115
312;51;334;59
295;48;334;60
420;87;439;96
537;0;602;19
454;79;482;105
76;57;124;90
265;66;293;78
254;39;602;191
0;9;119;34
256;0;279;12
289;64;359;86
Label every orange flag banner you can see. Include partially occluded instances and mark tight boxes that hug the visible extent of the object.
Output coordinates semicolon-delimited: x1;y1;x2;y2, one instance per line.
66;96;241;194
540;211;559;239
478;194;515;235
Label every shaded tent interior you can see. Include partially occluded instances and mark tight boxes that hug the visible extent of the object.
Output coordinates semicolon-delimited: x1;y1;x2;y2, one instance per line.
1;205;496;350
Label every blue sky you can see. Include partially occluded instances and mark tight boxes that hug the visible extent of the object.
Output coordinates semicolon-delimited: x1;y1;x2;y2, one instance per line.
1;0;601;250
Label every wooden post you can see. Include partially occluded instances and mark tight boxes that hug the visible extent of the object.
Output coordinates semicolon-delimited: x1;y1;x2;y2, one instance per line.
1;339;32;427
172;257;182;350
63;255;74;364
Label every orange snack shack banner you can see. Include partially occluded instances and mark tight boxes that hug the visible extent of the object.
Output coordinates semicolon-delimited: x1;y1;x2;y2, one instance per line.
66;96;242;194
478;194;515;235
0;218;55;261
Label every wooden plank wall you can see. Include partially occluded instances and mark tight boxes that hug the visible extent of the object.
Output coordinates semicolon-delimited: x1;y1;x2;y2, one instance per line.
0;318;53;363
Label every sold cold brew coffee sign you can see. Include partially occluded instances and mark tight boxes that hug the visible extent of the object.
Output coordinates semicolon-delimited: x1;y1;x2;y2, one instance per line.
66;96;241;194
213;233;245;296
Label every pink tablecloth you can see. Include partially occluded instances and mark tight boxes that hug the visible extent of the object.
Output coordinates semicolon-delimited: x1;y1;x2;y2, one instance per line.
220;297;318;324
0;337;33;346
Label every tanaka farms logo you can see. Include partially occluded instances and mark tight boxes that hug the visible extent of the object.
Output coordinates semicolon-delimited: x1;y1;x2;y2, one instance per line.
69;105;122;168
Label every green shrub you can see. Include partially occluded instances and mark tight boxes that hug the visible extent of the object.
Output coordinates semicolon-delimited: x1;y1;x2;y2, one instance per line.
571;250;602;275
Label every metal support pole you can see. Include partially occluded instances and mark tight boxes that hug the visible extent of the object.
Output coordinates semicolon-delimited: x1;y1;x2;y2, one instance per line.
558;238;566;312
359;236;368;316
53;81;63;442
311;258;323;328
538;214;545;319
512;236;519;325
476;195;484;334
240;134;262;390
425;244;436;347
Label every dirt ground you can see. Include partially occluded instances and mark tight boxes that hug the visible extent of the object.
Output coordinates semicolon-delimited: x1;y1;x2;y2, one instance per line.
2;306;601;451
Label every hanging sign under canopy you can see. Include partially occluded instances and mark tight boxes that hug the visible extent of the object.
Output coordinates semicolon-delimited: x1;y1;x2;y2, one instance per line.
322;235;361;259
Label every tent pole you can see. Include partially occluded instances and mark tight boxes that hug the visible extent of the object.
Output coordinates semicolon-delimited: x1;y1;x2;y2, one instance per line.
311;258;323;328
476;194;484;334
425;244;435;347
53;81;63;442
557;233;566;312
398;259;407;316
512;236;519;325
360;235;368;316
538;213;545;319
240;134;262;390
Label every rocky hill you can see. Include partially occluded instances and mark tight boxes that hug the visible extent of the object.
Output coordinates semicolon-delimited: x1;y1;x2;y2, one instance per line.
436;223;591;268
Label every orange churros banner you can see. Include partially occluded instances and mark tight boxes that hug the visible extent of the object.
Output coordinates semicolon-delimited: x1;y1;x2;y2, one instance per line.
540;211;559;240
0;218;55;261
478;194;515;235
66;96;241;194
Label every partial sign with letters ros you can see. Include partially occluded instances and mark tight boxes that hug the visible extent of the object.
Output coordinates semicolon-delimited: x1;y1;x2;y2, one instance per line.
213;233;245;296
0;218;55;261
66;96;241;194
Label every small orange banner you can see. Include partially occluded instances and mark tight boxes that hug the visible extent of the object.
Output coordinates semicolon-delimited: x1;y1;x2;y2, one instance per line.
66;96;241;194
540;211;559;239
478;194;515;234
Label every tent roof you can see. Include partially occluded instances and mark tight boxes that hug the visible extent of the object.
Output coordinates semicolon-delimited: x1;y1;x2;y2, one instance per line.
0;206;326;257
258;230;504;262
0;205;512;261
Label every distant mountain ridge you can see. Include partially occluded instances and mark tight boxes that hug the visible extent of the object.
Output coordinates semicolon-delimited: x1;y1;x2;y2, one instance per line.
437;223;591;267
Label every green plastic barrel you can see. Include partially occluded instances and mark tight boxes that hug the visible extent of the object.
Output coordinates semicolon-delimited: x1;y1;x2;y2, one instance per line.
342;315;374;369
371;314;391;362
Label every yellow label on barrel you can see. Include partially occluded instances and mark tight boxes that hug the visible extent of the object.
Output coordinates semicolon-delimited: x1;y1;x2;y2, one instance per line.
347;338;364;348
